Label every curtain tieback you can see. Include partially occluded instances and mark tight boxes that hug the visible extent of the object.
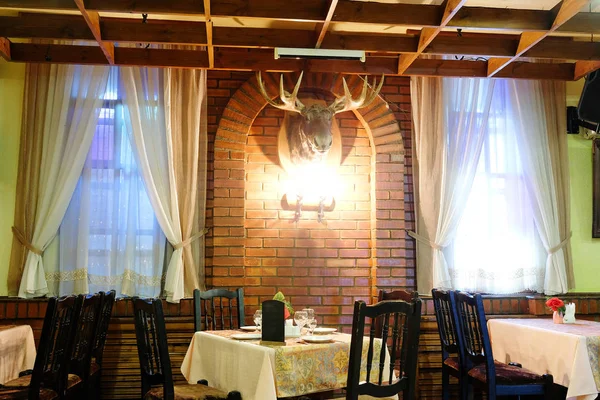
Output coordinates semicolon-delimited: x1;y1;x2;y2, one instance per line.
173;228;210;250
11;226;43;256
547;231;573;255
407;230;443;251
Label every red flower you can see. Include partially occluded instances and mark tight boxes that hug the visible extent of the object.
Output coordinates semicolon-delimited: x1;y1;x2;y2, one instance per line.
546;297;565;312
284;308;291;320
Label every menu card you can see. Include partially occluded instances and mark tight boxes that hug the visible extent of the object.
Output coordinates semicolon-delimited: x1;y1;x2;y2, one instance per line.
261;300;285;343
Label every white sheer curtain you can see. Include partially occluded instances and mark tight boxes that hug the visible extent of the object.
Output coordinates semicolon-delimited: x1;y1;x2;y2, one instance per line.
451;80;546;293
18;64;109;298
121;67;207;303
52;68;167;297
411;77;495;292
508;80;571;294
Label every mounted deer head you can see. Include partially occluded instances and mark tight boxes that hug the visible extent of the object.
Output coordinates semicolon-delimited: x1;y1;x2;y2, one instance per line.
256;72;384;164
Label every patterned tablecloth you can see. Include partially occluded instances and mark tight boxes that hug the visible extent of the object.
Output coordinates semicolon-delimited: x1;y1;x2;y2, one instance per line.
181;330;394;400
488;318;600;400
0;325;37;384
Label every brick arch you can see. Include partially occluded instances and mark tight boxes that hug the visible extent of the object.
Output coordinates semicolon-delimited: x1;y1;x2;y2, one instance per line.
212;72;407;312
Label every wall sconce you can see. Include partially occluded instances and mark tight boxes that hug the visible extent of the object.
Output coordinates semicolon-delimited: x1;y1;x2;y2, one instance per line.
281;162;339;223
283;193;336;223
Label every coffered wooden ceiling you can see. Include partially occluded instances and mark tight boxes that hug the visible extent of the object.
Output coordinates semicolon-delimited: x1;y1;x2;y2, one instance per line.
1;0;600;80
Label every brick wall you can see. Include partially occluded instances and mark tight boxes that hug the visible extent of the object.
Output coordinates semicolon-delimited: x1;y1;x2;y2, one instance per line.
205;71;413;330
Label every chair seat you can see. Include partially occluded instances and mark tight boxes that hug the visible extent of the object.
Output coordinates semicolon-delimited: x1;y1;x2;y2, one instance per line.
442;356;460;372
144;384;230;400
468;361;546;385
2;373;81;390
0;387;58;400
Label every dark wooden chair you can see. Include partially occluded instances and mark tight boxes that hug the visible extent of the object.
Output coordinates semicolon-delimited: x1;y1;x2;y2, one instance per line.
431;289;465;400
345;299;422;400
67;293;103;399
132;297;242;400
0;295;84;400
454;292;553;400
193;288;245;331
374;289;419;338
88;290;116;400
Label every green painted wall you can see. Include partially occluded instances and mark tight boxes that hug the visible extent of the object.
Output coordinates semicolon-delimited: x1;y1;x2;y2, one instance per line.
567;79;600;292
0;60;24;296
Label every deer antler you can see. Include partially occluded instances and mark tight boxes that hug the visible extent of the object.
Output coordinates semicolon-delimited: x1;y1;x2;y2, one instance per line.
256;71;305;114
329;75;384;114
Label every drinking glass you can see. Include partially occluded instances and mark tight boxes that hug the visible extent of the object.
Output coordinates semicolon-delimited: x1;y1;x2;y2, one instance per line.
303;308;316;335
294;311;308;333
253;310;262;332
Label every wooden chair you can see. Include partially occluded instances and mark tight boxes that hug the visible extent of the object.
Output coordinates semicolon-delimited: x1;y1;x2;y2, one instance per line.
132;297;242;400
193;288;245;331
454;292;553;400
431;289;465;400
346;299;422;400
88;290;116;400
67;293;103;399
374;289;419;338
0;295;84;400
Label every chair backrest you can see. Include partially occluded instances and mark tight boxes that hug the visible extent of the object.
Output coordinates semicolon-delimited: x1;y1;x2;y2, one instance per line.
194;288;245;331
346;299;422;400
454;292;494;378
431;289;460;362
92;290;116;367
132;297;174;399
30;295;83;400
71;293;103;381
375;290;419;337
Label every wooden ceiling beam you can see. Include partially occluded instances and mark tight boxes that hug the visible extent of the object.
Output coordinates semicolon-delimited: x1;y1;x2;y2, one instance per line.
73;0;114;64
315;0;339;49
10;43;209;68
574;61;600;80
1;12;597;63
213;27;317;49
397;0;466;75
85;0;204;15
0;0;76;10
3;0;600;35
7;43;575;80
487;0;590;77
0;14;208;45
0;37;10;60
203;0;214;68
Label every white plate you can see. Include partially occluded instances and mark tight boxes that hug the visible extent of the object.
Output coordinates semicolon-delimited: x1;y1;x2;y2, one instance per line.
313;327;337;334
231;333;261;340
300;335;333;343
240;326;257;331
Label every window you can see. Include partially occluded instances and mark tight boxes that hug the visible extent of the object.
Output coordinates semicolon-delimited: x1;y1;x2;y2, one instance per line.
449;80;546;293
55;69;166;297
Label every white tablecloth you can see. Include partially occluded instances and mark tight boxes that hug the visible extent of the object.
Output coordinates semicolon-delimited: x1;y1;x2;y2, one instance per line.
181;330;395;400
488;318;600;400
0;325;36;384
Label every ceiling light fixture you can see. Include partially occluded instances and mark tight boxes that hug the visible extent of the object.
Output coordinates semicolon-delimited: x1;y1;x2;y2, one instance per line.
274;48;366;62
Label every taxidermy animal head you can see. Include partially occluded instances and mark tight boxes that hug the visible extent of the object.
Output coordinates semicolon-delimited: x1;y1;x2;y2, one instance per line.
257;71;384;164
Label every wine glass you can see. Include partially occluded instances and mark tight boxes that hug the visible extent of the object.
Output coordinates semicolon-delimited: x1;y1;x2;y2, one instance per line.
253;310;262;332
303;308;316;335
294;311;308;334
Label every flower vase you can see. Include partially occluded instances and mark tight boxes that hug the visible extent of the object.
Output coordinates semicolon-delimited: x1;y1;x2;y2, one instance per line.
553;310;564;324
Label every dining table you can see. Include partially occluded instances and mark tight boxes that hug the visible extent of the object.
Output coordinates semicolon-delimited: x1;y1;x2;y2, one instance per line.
488;318;600;400
0;325;36;385
180;329;395;400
